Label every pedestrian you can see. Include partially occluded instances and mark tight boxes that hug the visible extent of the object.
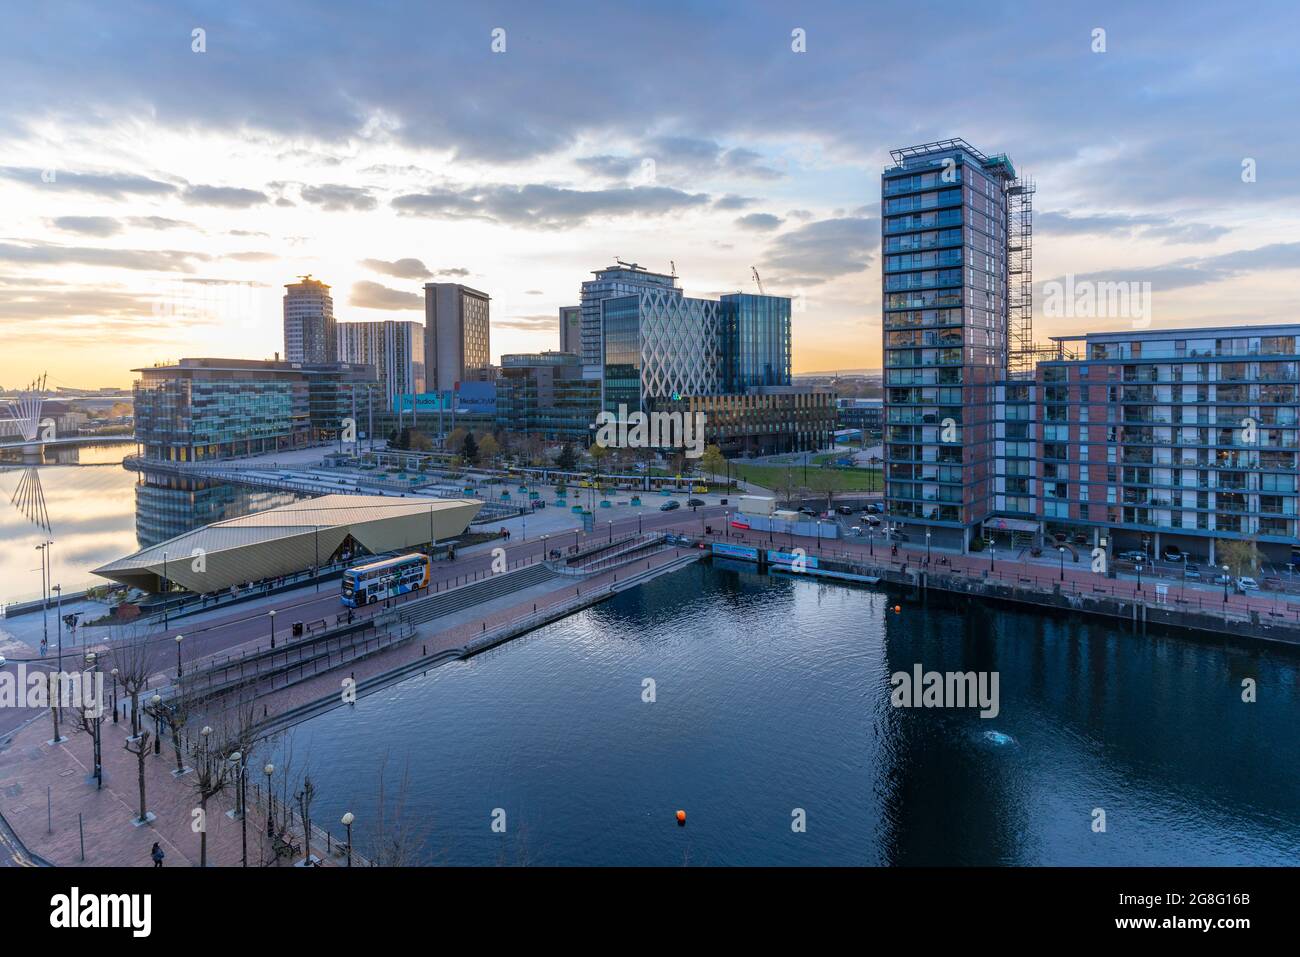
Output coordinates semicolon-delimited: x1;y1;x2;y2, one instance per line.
151;842;164;867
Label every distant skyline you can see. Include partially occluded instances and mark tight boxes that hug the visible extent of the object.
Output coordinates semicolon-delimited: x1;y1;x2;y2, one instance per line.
2;1;1299;388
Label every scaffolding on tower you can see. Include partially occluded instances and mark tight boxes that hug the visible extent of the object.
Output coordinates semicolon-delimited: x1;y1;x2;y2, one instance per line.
1007;176;1035;377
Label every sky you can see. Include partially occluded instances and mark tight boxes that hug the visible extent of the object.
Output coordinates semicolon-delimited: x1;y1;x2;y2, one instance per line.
1;0;1298;389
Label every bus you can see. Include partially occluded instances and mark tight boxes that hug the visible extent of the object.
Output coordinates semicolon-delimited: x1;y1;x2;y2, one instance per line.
340;553;430;607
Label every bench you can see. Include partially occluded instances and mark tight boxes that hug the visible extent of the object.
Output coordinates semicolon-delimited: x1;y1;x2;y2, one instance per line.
273;834;301;859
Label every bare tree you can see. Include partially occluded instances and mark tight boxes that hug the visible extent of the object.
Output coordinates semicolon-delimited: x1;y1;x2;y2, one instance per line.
110;628;154;739
123;731;152;824
363;751;431;866
185;701;254;867
69;699;105;790
296;775;317;866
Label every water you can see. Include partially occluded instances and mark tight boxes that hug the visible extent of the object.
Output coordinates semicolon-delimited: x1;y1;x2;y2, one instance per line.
270;563;1300;866
0;450;302;605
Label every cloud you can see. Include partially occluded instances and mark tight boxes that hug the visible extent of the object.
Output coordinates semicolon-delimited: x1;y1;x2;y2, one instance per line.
131;216;196;230
523;289;543;295
0;284;155;321
348;280;422;310
714;194;758;211
495;314;558;331
391;182;709;228
183;184;268;208
300;183;377;211
763;216;876;279
1038;210;1232;244
0;240;208;272
226;251;278;262
361;257;432;280
1046;242;1300;292
49;216;120;237
735;212;783;232
0;166;177;199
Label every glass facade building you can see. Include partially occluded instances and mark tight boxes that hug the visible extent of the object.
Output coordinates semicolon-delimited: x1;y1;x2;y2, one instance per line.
882;139;1014;547
580;264;679;376
719;293;792;392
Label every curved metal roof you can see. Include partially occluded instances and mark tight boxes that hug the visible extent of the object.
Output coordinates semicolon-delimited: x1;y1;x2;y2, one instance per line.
93;494;481;593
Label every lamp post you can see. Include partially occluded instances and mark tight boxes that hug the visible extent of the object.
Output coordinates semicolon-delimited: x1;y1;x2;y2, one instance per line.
925;529;932;564
264;763;275;838
1058;545;1066;582
229;751;247;867
174;635;184;678
608;520;613;543
49;580;65;744
638;512;643;535
151;694;162;754
85;652;102;789
268;609;277;650
34;542;50;653
341;811;354;867
1222;564;1230;603
990;543;995;572
162;551;169;628
110;668;119;724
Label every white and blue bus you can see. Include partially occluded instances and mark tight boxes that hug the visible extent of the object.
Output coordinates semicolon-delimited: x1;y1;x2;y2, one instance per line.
341;553;430;607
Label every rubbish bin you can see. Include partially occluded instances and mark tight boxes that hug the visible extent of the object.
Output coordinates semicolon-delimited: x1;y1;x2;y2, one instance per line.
292;621;304;637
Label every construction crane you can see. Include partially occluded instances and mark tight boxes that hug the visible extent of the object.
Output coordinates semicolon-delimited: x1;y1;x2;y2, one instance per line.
670;260;677;278
751;266;764;295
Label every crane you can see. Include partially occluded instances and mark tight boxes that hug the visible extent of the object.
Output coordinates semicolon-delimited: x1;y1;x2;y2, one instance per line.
751;266;764;295
670;260;677;278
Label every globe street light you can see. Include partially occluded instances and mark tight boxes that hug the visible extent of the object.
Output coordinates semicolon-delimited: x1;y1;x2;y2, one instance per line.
264;763;275;838
175;634;184;678
341;811;355;867
1222;564;1231;603
268;609;277;650
110;668;119;724
229;750;247;867
151;693;162;754
1058;545;1066;582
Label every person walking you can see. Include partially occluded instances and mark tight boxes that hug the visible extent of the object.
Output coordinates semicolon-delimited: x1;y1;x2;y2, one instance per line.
151;842;165;867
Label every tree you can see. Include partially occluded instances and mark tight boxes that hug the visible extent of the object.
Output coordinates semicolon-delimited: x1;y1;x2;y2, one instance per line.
589;443;610;470
190;726;235;867
1218;537;1261;577
445;427;468;454
556;442;578;471
297;775;318;866
477;433;500;464
805;467;843;513
778;466;802;509
701;444;726;483
462;432;479;465
110;629;153;739
123;731;153;825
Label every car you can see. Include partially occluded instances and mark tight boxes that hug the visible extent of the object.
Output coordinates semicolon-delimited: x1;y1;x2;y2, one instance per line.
865;503;884;513
837;505;854;515
1183;563;1201;580
1236;576;1259;592
798;507;815;516
1118;550;1147;564
1214;571;1233;586
865;514;882;526
849;526;862;536
659;500;680;511
687;498;705;507
1162;546;1184;562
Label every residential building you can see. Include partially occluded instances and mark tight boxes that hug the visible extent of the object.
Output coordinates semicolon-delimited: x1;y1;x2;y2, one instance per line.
283;276;337;364
424;283;491;392
337;319;426;409
559;305;582;355
882;138;1020;549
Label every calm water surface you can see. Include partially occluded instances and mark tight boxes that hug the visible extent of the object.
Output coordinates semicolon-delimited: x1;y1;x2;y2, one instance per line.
272;562;1300;866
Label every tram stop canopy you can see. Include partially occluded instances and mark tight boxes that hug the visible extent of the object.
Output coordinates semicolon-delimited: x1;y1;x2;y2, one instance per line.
93;494;481;594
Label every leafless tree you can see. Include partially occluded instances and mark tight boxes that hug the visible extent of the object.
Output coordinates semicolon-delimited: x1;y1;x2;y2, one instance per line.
296;775;317;866
363;751;431;866
110;628;154;739
123;730;152;824
185;701;253;867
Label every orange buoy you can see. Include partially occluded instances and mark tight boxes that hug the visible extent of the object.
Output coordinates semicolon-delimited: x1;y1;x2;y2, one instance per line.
893;605;901;613
676;809;687;825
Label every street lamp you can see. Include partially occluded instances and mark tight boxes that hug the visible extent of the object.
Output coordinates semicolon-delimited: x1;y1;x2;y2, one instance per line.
990;542;995;572
85;652;102;789
151;694;162;754
229;750;247;867
268;609;277;650
608;519;613;543
174;634;184;678
341;811;355;867
1222;564;1231;603
110;668;119;724
1058;545;1066;582
264;763;275;837
925;529;932;564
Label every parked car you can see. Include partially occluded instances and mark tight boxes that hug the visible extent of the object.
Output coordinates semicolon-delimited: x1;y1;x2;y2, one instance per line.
1162;546;1184;562
864;503;884;513
865;515;882;526
1118;550;1147;564
837;505;854;515
1236;576;1259;593
659;500;680;511
798;507;815;516
687;498;705;507
1214;571;1233;586
1183;563;1201;580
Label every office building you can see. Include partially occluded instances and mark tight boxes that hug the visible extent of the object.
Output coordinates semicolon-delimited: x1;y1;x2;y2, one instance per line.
580;262;679;378
133;358;378;461
337;319;426;409
652;386;836;456
559;305;582;355
283;276;337;364
424;283;491;392
497;352;601;441
719;293;792;392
